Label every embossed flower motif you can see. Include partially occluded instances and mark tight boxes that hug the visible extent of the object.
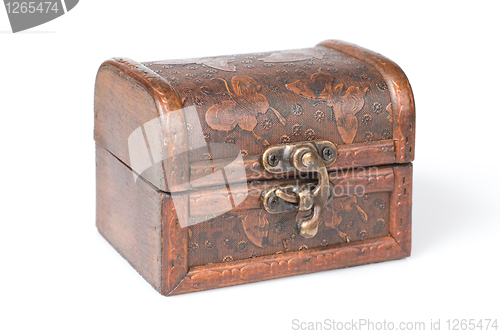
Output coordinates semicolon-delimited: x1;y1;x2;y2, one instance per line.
358;230;368;240
187;65;198;70
205;240;215;249
320;239;329;247
280;135;291;144
292;103;304;116
305;128;316;140
244;64;255;68
223;237;232;247
202;73;212;79
183;87;193;94
225;137;235;144
241;150;249;157
345;220;355;228
301;64;311;70
376;81;388;91
274;221;285;233
188;243;199;253
381;128;391;139
162;65;173;69
305;61;315;65
264;63;275;67
168;77;179;84
363;131;374;142
186;73;197;78
373;102;383;113
361;114;373;125
374;219;386;231
153;69;162;73
360;74;370;81
362;194;371;201
284;63;295;67
169;70;180;74
222;255;234;262
295;69;306;75
203;133;211;141
194;97;204;106
374;199;386;210
289;231;297;240
237;240;248;251
277;69;288;75
268;84;279;91
206;69;218;74
323;61;334;66
285;70;368;144
314;110;326;123
347;72;358;79
261;118;273;130
344;60;354;65
242;60;253;64
292;124;302;136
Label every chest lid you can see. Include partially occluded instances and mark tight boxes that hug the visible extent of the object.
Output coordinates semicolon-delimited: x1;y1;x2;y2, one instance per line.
94;40;415;193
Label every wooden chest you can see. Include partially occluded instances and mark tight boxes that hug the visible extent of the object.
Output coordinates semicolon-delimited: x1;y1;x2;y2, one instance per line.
94;40;415;296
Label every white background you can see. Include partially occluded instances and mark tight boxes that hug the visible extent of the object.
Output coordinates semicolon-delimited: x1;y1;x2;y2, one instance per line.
1;1;499;333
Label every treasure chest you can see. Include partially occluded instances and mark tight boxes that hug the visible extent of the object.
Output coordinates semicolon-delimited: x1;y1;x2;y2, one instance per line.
94;40;415;295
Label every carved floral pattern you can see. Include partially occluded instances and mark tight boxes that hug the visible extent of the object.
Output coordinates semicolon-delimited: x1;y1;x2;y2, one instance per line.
141;46;395;162
236;195;370;248
286;70;368;144
321;196;368;242
205;76;286;145
239;210;271;248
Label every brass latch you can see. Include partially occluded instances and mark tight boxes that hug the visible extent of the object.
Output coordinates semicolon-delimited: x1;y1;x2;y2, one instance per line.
261;140;338;238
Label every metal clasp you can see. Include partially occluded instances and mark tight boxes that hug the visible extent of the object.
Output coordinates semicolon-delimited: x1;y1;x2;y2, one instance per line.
261;140;338;238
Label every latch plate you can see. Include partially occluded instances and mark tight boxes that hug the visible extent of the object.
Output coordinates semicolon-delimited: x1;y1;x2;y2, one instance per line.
260;140;338;238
